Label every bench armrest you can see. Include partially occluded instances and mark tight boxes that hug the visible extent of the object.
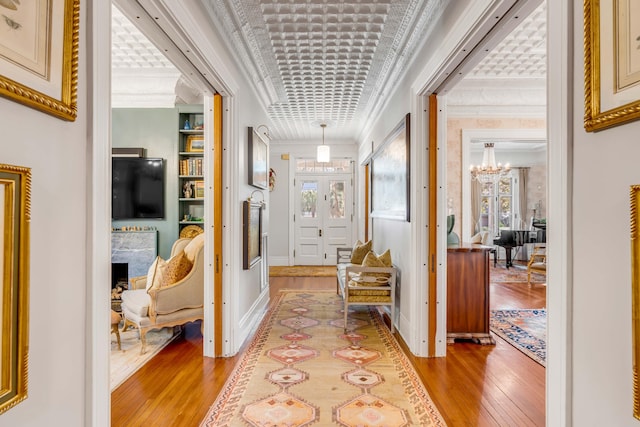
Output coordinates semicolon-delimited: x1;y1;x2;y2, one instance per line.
336;247;353;264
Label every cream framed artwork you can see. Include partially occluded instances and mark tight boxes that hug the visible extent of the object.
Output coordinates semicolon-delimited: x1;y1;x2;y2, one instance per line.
584;0;640;131
371;113;411;222
0;0;79;121
0;164;30;414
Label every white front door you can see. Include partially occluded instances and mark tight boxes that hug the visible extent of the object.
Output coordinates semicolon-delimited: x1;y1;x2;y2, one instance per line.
294;174;352;265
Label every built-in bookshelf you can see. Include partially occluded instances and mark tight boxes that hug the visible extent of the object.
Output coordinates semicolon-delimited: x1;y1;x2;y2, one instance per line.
178;106;204;234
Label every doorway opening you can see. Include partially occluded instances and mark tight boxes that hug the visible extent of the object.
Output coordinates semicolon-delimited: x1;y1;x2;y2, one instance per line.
292;159;354;265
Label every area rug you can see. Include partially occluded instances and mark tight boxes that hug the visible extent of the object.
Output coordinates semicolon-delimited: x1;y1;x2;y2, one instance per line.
200;290;446;426
110;326;178;391
490;309;546;367
269;265;336;277
490;263;545;284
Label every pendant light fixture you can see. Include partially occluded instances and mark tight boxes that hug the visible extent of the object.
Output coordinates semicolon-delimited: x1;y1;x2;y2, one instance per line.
316;123;330;163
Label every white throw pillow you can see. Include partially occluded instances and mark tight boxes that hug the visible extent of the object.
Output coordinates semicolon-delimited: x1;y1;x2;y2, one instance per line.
470;233;483;244
480;231;491;245
145;256;167;291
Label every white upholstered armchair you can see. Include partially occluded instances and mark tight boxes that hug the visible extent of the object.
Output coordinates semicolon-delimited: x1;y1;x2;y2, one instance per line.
121;234;204;353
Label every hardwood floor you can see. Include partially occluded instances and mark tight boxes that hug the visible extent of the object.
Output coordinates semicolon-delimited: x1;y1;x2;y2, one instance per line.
111;274;546;426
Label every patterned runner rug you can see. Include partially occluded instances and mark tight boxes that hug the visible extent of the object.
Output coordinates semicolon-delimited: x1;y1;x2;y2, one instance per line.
201;290;446;426
490;309;546;366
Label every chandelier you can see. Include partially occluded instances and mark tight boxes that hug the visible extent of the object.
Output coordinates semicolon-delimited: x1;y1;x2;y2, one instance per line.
316;123;330;163
469;142;511;184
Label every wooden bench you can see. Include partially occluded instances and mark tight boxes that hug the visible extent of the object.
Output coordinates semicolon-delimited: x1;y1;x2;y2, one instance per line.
336;247;397;333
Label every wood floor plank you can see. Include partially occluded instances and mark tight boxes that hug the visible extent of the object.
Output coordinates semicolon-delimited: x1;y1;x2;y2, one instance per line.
111;273;546;426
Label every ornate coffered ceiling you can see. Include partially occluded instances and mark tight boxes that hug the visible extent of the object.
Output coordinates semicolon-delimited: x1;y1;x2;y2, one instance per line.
111;1;547;137
201;0;447;140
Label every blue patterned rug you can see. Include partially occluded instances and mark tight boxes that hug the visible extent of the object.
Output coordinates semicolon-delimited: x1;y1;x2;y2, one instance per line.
490;309;546;367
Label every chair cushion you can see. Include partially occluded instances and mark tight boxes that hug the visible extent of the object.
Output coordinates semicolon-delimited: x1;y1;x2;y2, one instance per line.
350;240;372;264
120;289;151;317
530;262;546;271
184;233;205;262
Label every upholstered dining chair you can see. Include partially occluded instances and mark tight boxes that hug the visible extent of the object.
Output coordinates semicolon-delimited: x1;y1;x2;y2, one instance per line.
527;244;547;286
120;234;204;353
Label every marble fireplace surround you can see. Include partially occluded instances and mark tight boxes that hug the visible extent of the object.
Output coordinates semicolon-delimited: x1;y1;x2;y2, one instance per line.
111;230;158;283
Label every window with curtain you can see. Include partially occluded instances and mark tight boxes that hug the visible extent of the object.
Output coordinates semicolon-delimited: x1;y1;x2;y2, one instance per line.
478;174;522;236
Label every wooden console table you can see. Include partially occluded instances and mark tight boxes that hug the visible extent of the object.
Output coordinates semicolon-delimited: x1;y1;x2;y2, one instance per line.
447;244;495;345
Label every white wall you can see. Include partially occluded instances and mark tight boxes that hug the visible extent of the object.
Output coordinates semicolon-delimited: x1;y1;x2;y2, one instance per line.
571;0;640;423
0;11;88;427
235;92;271;324
267;150;290;265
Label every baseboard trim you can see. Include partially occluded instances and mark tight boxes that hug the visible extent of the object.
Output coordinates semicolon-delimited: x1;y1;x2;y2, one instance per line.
269;256;289;266
236;287;269;351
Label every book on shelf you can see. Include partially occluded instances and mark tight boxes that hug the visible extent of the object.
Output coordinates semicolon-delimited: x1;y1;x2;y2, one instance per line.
195;181;205;198
179;158;203;176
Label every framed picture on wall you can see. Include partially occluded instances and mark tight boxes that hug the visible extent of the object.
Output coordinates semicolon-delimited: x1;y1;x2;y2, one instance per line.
0;164;30;414
243;200;262;269
0;0;80;121
630;184;640;419
371;113;411;221
248;127;269;189
584;0;640;131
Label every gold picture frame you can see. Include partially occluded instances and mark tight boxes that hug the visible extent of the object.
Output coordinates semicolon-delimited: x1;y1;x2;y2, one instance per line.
0;164;30;414
0;0;79;121
186;135;204;152
584;0;640;131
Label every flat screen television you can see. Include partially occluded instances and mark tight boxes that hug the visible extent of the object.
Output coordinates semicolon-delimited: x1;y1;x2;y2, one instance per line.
112;157;165;219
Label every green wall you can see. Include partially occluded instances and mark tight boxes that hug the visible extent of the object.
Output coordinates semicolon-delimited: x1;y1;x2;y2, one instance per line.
112;108;179;259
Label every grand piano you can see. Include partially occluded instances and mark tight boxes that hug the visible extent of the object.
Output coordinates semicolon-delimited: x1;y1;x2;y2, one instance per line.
493;229;545;268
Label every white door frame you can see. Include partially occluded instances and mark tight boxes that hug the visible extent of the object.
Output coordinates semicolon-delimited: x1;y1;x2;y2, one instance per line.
546;0;573;424
461;128;547;242
288;158;355;265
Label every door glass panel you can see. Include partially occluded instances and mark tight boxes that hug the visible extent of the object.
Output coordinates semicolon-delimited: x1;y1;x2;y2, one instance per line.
328;180;345;218
480;196;490;231
499;196;512;228
300;181;318;218
498;177;512;195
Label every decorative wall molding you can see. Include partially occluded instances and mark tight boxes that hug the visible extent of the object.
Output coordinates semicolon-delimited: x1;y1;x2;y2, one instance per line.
447;78;546;118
